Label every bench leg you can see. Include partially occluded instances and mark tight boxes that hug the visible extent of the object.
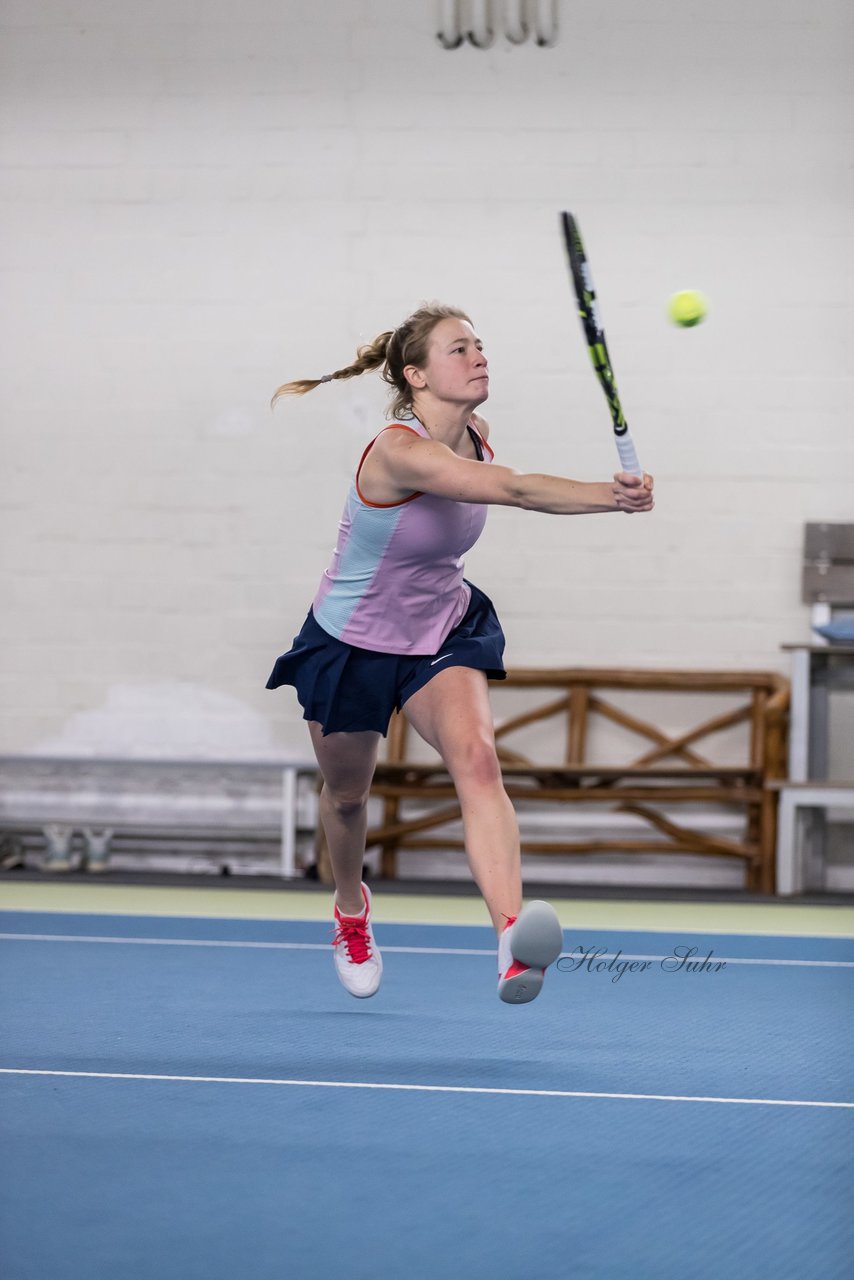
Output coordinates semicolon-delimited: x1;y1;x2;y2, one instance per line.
776;794;800;896
755;791;777;894
280;767;297;879
802;808;827;892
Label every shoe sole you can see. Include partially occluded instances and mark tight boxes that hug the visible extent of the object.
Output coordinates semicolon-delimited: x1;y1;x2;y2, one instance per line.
498;968;545;1004
509;900;563;969
498;901;563;1005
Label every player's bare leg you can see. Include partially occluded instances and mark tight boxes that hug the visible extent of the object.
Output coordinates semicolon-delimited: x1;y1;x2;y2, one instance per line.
402;666;521;932
308;724;383;997
403;668;562;1002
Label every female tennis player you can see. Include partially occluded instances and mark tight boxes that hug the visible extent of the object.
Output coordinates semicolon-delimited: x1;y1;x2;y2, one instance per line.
267;303;653;1004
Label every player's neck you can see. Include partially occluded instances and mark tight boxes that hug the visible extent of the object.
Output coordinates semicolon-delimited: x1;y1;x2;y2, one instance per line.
411;397;475;447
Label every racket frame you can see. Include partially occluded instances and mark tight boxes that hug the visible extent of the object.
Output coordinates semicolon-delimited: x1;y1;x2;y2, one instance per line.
560;211;643;477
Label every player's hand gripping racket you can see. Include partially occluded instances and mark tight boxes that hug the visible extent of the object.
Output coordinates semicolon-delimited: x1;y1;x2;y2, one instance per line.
560;211;643;478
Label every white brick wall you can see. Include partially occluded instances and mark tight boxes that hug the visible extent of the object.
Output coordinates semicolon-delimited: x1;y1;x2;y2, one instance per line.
1;0;853;767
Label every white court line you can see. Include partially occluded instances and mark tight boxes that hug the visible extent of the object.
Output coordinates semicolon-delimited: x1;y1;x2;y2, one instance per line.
1;1067;852;1109
1;933;853;968
0;932;489;957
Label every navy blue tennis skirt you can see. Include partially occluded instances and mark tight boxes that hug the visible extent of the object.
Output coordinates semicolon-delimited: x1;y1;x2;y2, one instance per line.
265;581;506;736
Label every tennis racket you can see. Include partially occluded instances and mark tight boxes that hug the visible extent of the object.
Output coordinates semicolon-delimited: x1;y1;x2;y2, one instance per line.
560;211;643;478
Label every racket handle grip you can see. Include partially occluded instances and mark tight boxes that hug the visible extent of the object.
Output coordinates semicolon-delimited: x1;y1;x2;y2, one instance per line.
615;432;643;479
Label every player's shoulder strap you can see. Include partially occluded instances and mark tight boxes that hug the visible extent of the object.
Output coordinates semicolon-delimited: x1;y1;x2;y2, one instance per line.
354;424;424;509
466;424;484;461
466;421;494;462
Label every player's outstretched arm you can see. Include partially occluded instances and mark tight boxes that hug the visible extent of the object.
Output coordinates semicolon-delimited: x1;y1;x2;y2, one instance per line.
373;431;653;515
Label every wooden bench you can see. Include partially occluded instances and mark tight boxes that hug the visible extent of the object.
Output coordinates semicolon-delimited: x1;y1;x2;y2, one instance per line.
347;668;789;893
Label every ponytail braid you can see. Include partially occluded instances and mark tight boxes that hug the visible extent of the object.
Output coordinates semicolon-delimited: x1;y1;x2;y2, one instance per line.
271;303;471;419
270;331;393;407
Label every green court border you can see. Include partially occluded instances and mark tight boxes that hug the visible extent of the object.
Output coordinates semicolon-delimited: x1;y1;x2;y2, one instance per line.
1;881;852;937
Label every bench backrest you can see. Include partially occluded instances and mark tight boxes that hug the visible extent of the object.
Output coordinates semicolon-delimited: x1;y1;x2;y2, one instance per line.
387;668;789;774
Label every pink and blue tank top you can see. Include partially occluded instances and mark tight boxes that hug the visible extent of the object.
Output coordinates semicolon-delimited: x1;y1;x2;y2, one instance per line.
312;419;494;654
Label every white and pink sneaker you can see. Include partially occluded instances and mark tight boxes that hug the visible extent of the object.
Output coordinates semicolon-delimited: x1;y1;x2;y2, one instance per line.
333;883;383;999
497;900;563;1004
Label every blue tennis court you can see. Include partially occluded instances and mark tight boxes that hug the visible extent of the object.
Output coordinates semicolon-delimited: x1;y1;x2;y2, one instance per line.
1;903;852;1280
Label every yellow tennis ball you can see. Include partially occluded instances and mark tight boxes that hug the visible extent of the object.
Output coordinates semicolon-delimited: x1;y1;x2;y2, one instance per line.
668;289;708;327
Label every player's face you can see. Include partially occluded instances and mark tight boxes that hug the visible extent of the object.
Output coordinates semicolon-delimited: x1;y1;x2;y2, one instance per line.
411;318;489;406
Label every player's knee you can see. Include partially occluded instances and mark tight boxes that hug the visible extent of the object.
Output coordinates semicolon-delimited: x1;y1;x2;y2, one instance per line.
323;783;370;821
449;732;502;790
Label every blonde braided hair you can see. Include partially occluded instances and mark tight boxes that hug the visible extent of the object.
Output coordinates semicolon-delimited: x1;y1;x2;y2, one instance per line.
271;302;472;420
